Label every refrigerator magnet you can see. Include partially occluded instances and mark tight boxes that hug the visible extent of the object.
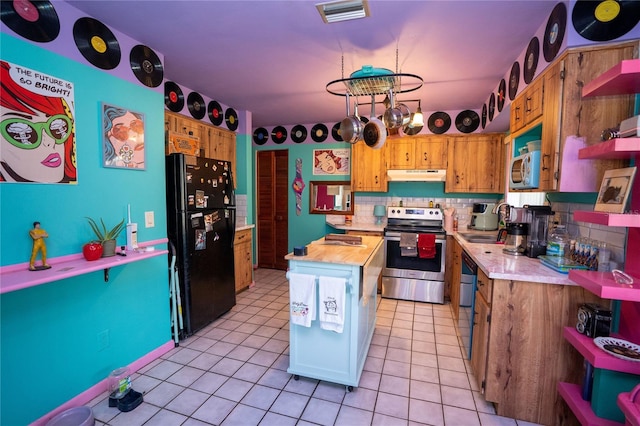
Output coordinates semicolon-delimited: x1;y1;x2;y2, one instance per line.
196;190;205;208
195;229;206;250
188;195;195;206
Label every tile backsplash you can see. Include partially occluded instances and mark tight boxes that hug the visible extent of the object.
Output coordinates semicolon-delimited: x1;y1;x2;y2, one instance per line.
236;194;248;226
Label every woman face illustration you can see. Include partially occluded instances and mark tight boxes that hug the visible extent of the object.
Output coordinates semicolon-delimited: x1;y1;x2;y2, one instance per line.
107;111;144;167
1;109;70;182
316;152;336;174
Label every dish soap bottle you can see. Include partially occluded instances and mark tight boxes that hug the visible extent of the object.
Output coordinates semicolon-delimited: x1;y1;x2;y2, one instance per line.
547;224;568;257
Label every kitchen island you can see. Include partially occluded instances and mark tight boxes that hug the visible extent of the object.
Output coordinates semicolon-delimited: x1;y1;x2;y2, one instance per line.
285;235;383;390
453;234;605;425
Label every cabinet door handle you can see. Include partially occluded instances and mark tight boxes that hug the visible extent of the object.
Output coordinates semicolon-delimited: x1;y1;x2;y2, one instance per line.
542;154;550;171
423;152;428;161
406;152;410;162
515;106;521;121
525;96;532;113
456;175;460;184
478;279;484;287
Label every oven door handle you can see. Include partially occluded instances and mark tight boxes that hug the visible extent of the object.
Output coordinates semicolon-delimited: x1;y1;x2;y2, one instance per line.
385;232;445;243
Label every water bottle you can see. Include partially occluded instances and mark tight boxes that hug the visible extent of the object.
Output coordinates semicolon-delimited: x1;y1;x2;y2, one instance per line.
547;225;568;257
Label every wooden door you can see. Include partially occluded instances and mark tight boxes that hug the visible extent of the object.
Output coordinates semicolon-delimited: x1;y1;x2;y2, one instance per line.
471;291;490;394
415;135;448;169
257;150;289;270
387;139;415;169
351;140;386;192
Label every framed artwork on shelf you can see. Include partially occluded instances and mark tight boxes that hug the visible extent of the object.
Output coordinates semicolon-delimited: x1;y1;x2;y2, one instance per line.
594;166;637;213
102;103;145;170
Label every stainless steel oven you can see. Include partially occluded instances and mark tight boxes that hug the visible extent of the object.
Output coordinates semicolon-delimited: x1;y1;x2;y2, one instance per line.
382;207;446;304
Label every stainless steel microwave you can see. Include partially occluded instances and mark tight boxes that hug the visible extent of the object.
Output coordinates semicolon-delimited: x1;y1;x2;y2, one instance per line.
509;150;541;190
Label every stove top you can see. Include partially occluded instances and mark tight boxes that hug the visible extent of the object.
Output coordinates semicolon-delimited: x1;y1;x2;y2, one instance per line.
384;206;445;234
387;206;443;221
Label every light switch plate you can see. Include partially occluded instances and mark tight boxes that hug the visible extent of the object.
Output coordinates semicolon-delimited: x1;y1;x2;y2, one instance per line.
145;211;155;228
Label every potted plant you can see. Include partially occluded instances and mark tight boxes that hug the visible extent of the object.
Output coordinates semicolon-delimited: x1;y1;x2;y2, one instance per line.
86;217;125;257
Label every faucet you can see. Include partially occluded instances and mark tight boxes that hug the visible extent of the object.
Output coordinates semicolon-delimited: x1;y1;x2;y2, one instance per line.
492;202;510;214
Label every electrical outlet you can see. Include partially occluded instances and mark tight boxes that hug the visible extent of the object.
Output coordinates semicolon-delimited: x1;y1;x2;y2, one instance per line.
145;211;155;228
98;329;110;351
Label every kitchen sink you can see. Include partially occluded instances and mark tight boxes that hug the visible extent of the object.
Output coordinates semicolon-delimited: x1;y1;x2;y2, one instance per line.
457;232;498;244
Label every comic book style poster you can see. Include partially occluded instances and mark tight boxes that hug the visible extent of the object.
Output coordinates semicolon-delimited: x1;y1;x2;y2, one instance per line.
103;103;145;169
313;149;349;175
0;61;76;183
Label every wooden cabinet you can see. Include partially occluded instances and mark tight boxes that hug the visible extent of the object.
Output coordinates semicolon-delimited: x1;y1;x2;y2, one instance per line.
510;77;544;133
165;111;237;181
386;135;448;170
350;140;387;192
446;134;504;193
511;42;637;192
448;237;461;320
234;228;253;293
470;285;490;395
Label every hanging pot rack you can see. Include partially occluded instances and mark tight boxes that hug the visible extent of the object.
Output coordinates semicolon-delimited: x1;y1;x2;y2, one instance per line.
325;72;423;98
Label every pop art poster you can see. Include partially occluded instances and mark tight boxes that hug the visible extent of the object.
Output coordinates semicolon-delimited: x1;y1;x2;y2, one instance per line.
313;149;349;175
0;61;76;183
103;103;145;169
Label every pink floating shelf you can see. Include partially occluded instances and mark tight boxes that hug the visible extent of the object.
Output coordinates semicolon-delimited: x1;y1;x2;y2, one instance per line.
618;390;640;426
573;210;640;227
0;239;168;294
569;269;640;302
558;382;623;426
582;59;640;98
578;138;640;160
564;327;640;375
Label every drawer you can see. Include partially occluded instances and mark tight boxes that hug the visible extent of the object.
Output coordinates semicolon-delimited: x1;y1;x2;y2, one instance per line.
235;228;251;243
477;268;492;303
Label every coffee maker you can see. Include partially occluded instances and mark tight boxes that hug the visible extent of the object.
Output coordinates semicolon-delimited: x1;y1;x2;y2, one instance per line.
523;205;554;258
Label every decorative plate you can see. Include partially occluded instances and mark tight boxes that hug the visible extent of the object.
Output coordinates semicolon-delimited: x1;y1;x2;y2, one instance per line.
594;337;640;362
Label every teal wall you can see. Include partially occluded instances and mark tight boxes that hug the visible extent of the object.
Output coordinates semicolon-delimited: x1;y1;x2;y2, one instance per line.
0;35;171;424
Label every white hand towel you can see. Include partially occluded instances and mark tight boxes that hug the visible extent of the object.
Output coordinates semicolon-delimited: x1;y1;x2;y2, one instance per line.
319;276;346;333
289;273;316;327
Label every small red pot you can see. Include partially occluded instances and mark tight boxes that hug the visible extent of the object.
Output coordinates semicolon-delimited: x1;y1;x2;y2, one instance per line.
83;242;103;261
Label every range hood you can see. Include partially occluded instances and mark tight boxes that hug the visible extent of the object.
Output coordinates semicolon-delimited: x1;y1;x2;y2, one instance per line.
386;169;446;182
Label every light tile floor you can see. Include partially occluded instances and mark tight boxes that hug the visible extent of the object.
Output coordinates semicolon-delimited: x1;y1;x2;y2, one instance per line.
90;268;541;425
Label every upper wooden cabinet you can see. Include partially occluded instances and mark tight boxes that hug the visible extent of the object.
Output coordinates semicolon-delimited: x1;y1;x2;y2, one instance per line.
165;111;237;182
351;140;387;192
386;135;448;170
446;134;504;193
510;77;544;133
511;41;637;192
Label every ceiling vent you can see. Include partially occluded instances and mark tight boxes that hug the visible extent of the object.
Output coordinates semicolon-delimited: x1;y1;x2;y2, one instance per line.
316;0;370;24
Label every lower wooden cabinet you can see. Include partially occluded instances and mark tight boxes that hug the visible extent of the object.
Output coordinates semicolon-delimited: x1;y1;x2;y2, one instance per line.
234;228;253;293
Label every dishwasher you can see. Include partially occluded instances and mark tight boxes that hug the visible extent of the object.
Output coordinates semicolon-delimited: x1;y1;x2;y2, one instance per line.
459;250;477;359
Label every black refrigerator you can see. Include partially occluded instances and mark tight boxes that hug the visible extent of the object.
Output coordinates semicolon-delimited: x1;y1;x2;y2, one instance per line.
166;153;236;338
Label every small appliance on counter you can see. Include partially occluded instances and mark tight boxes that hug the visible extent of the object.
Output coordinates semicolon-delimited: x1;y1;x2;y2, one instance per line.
523;205;554;258
469;203;498;230
501;222;529;256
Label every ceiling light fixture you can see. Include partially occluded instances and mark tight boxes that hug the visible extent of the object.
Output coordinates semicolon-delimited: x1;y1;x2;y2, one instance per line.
411;100;424;128
316;0;370;24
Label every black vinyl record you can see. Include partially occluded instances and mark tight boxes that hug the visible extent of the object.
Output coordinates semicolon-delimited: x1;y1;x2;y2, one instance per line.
544;3;567;62
455;110;480;134
497;79;506;113
0;0;60;42
207;101;223;126
253;127;268;145
225;108;238;131
524;37;539;84
403;114;423;136
488;93;496;121
572;0;640;42
481;104;487;129
271;126;287;144
509;61;520;100
311;123;328;142
427;112;451;135
73;17;121;70
164;81;184;112
291;125;307;143
331;122;343;141
187;92;206;120
130;44;163;88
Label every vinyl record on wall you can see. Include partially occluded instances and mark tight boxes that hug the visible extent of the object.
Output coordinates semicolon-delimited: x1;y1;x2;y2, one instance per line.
73;17;121;70
427;112;451;134
130;44;163;87
543;2;567;62
253;127;268;145
481;104;487;129
187;92;206;120
207;101;224;126
455;110;480;133
509;61;520;100
523;37;539;84
488;93;496;121
331;122;343;141
572;0;640;42
271;125;287;144
291;125;307;143
164;81;184;112
497;79;506;112
225;108;239;131
0;0;60;42
311;123;328;142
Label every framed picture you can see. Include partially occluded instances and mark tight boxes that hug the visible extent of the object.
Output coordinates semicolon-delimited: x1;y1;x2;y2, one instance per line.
595;167;637;213
313;148;350;175
102;103;145;169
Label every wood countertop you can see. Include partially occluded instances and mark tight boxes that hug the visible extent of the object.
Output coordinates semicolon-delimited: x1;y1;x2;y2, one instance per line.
285;235;383;266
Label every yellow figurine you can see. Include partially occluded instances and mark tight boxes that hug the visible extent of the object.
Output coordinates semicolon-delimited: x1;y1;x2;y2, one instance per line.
29;221;51;271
